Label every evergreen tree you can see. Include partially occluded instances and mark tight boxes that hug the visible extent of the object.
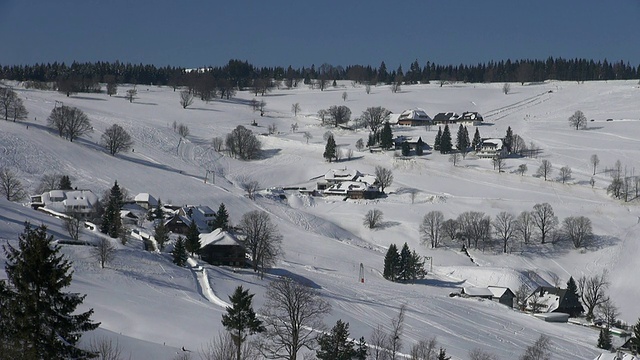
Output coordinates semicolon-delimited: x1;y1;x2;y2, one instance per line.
154;220;169;251
440;125;453;154
380;122;394;150
354;337;368;360
367;133;376;147
316;320;357;360
456;124;470;152
213;202;230;231
472;128;482;150
567;276;580;300
172;236;188;267
597;327;612;350
153;198;164;220
58;175;72;190
383;244;401;281
399;242;412;281
401;141;410;156
415;137;425;156
185;220;201;256
0;223;99;359
410;249;427;279
631;318;640;351
100;181;124;238
504;126;513;153
324;134;337;162
221;285;264;360
434;127;442;151
437;348;451;360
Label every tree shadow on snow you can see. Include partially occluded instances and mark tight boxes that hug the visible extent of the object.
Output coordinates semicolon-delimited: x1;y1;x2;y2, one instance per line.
259;148;282;159
376;221;401;230
268;268;323;289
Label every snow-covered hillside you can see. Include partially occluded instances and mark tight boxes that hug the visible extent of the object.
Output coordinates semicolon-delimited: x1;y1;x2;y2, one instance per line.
1;79;639;359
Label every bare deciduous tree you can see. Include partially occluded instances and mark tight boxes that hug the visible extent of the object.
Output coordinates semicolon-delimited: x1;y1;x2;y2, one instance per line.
92;237;116;268
328;105;351;127
365;84;371;94
268;123;277;135
303;132;312;144
238;177;260;200
291;103;301;117
536;159;552;181
531;203;558;244
568;110;587;130
101;124;134;155
369;325;387;360
239;210;282;279
502;83;511;95
493;211;515;253
200;332;238;360
177;123;190;138
519;334;551;360
89;337;129;360
515;211;534;244
180;90;194;109
360;106;391;136
36;173;62;193
363;209;384;229
492;157;505;172
375;166;393;193
341;91;348;101
590;154;600;175
0;168;26;201
517;163;528;176
419;211;444;248
125;88;137;103
0;87;18;120
597;299;619;328
409;337;438;360
355;138;364;151
65;216;82;241
212;136;224;151
441;219;459;244
469;348;498;360
47;105;93;142
449;153;460;166
578;271;610;320
387;305;406;360
562;216;593;248
290;123;298;133
226;125;262;160
317;109;330;125
259;277;331;360
559;166;572;183
514;283;530;310
457;211;490;249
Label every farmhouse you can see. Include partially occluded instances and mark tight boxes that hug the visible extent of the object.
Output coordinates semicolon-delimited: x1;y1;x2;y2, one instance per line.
318;168;379;199
30;189;99;218
525;286;584;317
397;109;432;126
393;136;429;152
487;286;516;308
133;192;158;210
178;205;216;233
164;213;191;234
199;229;246;266
433;112;460;125
476;138;507;159
458;112;484;126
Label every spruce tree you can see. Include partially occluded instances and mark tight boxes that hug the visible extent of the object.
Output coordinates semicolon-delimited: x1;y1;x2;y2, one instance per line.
316;320;356;360
399;242;412;281
355;337;368;360
380;122;393;149
567;276;580;300
0;223;99;359
153;198;164;220
58;175;72;190
472;128;482;150
434;127;442;151
221;285;264;360
185;220;201;256
440;125;453;154
415;137;424;156
213;202;230;231
597;327;612;350
437;348;451;360
631;318;640;351
401;141;410;156
324;134;337;162
154;220;169;251
456;124;469;151
504;126;513;153
100;181;124;238
172;236;188;267
383;244;401;281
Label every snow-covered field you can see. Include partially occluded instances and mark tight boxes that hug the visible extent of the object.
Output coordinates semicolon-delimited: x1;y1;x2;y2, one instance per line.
1;79;639;359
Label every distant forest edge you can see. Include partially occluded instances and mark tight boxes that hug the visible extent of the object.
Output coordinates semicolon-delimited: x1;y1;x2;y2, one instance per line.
1;58;638;89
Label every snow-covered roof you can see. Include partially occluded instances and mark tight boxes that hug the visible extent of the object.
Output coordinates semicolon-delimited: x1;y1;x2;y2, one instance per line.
481;138;504;148
324;181;377;195
461;111;483;120
325;168;362;182
134;193;158;206
487;286;512;298
462;287;494;297
199;228;242;247
398;109;431;121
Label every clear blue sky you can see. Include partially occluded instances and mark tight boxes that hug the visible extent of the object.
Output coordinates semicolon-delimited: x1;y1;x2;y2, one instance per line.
1;0;639;69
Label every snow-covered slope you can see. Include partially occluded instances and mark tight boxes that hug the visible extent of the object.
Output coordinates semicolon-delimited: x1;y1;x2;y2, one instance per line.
1;80;639;359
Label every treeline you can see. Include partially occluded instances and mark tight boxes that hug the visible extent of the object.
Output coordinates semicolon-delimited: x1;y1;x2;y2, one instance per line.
1;57;638;88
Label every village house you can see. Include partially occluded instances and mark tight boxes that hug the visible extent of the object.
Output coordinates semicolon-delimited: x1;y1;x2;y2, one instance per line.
317;168;380;199
476;138;507;159
199;229;246;266
433;112;460;125
178;205;216;233
458;112;484;126
461;287;494;299
164;213;191;234
133;193;158;210
525;286;584;317
30;189;99;218
397;109;433;126
487;286;516;308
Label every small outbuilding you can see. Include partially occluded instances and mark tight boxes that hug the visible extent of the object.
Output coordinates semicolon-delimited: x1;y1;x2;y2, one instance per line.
525;286;584;317
487;286;516;308
199;229;246;267
461;287;494;299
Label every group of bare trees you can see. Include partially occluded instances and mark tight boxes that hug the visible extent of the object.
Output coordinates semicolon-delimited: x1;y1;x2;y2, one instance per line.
47;105;93;142
225;125;262;160
0;87;28;122
606;158;640;202
0;168;27;201
101;124;134;155
418;203;593;252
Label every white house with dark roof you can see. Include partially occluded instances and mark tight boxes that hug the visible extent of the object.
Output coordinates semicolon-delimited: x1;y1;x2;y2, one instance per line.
433;112;460;125
477;138;507;159
30;190;99;218
133;193;158;210
459;112;484;126
318;168;380;199
397;109;432;126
